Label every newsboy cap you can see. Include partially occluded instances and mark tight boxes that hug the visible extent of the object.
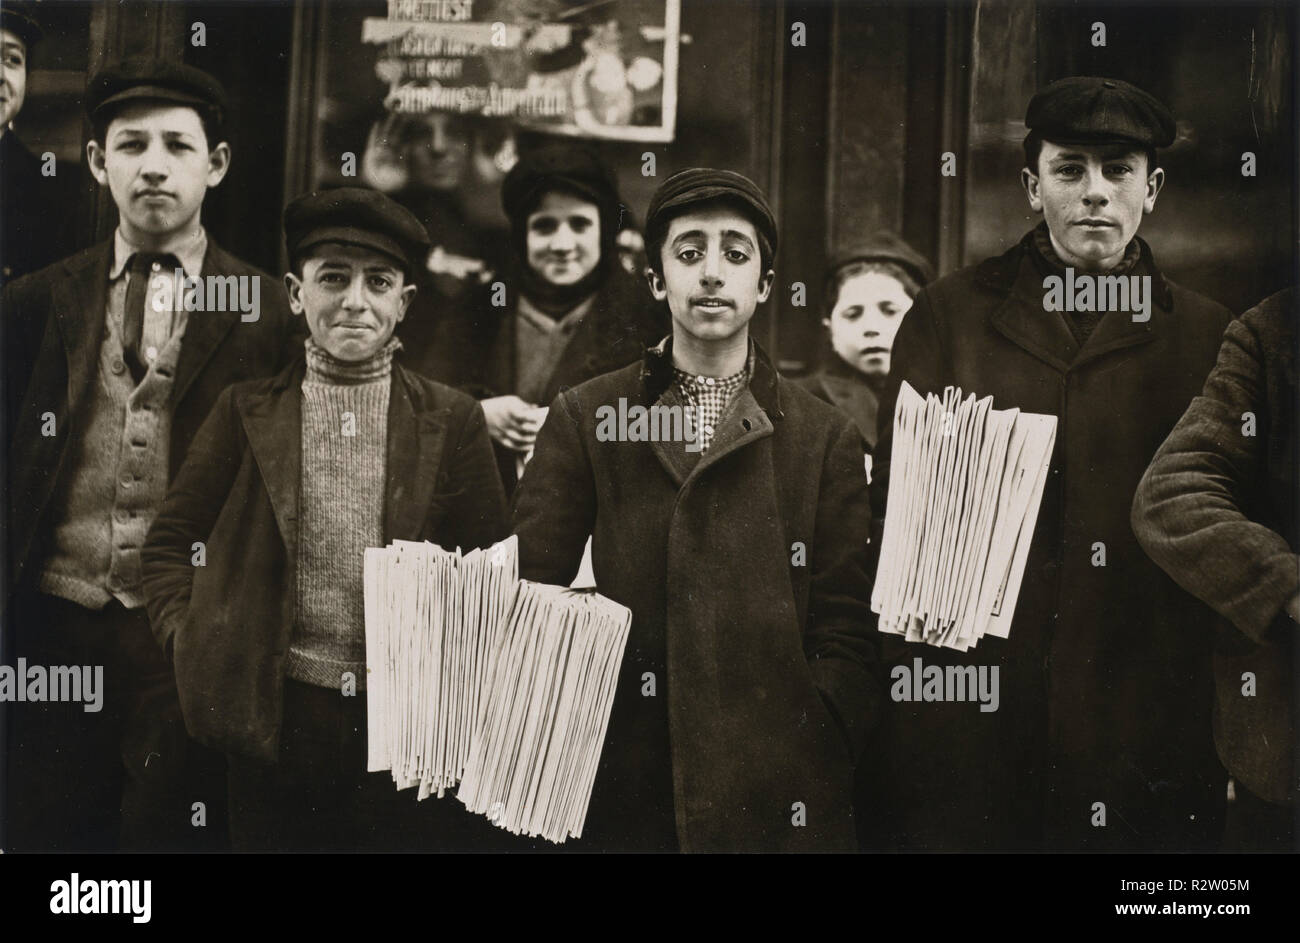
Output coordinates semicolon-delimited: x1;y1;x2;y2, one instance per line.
284;187;431;275
85;59;229;127
1026;76;1175;149
1;3;44;50
827;230;934;291
501;142;622;224
645;168;779;261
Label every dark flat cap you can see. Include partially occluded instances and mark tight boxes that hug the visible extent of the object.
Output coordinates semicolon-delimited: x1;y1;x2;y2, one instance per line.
828;231;934;289
284;187;430;275
1;4;43;49
502;143;621;223
646;168;778;259
85;59;229;126
1026;76;1175;149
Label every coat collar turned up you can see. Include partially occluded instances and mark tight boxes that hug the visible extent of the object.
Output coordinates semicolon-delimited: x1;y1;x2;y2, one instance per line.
974;228;1176;374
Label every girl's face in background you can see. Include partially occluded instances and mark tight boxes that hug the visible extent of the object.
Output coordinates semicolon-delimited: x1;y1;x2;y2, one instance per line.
826;270;914;378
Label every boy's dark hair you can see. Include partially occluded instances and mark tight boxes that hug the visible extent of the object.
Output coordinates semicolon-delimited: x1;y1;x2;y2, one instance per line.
91;99;224;150
645;194;775;278
1022;131;1157;178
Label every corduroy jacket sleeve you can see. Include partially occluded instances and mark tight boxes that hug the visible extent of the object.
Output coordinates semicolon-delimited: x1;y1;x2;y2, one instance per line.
806;413;883;763
142;384;245;657
1132;314;1300;643
511;388;598;586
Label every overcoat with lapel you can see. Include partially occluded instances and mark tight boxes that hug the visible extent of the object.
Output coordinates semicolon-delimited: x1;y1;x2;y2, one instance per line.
4;238;300;596
141;357;509;762
513;339;881;852
866;231;1234;851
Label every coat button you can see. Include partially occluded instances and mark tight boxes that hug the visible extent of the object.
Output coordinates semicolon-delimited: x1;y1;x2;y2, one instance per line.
151;261;162;272
111;358;126;375
120;474;133;487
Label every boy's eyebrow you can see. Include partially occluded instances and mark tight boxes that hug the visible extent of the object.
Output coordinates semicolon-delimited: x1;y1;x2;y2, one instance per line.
720;229;756;248
1048;147;1142;163
670;228;757;249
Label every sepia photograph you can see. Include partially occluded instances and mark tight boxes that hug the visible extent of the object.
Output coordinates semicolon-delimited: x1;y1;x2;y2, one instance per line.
0;0;1295;923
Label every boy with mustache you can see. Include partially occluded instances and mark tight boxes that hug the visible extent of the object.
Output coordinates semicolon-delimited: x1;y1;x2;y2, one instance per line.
512;168;880;851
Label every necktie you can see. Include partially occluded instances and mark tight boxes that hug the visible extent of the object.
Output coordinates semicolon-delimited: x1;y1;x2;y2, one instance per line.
122;252;176;383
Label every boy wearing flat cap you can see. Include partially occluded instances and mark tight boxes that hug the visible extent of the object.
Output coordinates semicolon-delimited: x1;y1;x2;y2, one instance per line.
868;76;1233;851
142;188;510;851
2;59;298;851
512;168;880;852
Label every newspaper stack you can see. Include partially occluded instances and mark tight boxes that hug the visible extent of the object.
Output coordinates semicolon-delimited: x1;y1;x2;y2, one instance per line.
457;582;631;844
362;536;632;844
872;381;1057;651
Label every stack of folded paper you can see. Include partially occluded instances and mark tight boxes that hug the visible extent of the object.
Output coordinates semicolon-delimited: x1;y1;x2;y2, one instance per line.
872;381;1057;651
362;535;631;843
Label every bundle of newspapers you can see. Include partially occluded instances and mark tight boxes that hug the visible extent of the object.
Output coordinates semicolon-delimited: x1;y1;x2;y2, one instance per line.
872;382;1057;651
362;535;632;844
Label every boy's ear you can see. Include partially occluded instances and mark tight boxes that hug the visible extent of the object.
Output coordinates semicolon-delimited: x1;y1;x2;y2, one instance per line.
206;142;232;188
86;140;109;186
1021;167;1044;213
1143;166;1166;214
396;282;417;321
756;268;775;304
283;271;306;316
646;267;667;302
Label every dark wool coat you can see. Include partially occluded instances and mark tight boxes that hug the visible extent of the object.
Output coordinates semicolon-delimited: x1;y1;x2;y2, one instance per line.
406;265;670;492
4;238;300;595
1;132;75;286
1132;287;1298;805
866;231;1234;851
141;358;509;763
512;338;881;852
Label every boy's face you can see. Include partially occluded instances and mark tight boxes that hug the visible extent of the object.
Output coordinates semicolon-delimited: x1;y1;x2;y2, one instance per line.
649;204;773;346
826;270;913;378
285;243;415;362
1021;140;1163;272
0;29;27;128
526;190;602;287
87;102;230;245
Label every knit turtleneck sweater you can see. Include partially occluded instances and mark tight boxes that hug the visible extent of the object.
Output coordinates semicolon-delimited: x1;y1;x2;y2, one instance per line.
285;336;399;690
1030;222;1142;346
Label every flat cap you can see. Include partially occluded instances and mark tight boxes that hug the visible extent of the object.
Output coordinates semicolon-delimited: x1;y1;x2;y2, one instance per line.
828;231;934;289
284;187;430;275
501;143;621;223
1;4;43;49
85;59;228;127
1026;76;1175;149
646;167;778;259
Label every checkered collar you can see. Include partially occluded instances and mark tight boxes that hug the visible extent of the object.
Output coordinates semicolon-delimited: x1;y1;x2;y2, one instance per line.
641;333;785;421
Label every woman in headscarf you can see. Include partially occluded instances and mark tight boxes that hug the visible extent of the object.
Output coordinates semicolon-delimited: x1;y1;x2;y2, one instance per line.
426;142;668;493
